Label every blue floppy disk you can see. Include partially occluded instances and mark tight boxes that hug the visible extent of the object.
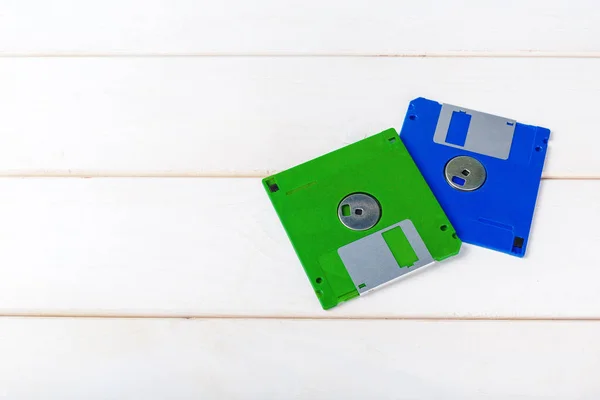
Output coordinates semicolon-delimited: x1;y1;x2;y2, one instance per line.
399;98;550;257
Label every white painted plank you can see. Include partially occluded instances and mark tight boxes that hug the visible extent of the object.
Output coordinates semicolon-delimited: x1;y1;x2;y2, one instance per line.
0;0;599;55
0;317;599;399
0;178;597;318
0;57;597;177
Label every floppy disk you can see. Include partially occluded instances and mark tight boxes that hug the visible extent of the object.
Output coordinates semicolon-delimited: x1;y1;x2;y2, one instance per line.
400;98;550;257
263;128;461;309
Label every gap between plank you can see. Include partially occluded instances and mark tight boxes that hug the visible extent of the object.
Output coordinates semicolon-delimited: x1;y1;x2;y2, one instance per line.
0;172;595;180
3;52;600;59
1;313;600;322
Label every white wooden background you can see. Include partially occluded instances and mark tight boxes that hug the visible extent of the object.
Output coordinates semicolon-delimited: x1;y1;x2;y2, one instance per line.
1;1;599;398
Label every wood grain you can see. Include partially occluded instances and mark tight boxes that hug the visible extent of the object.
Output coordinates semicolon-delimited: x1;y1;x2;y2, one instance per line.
0;178;595;318
0;0;598;55
0;57;596;177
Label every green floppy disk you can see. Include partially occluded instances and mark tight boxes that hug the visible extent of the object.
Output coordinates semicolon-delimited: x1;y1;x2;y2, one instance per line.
263;128;461;309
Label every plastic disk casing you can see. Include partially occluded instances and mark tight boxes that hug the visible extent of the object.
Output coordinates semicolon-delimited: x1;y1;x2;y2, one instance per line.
263;128;461;310
400;98;550;257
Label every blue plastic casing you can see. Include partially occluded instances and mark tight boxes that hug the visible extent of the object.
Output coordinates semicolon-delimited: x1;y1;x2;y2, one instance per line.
399;98;550;257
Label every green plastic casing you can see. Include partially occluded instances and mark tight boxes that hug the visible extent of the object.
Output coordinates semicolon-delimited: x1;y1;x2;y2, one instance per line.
263;128;461;309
